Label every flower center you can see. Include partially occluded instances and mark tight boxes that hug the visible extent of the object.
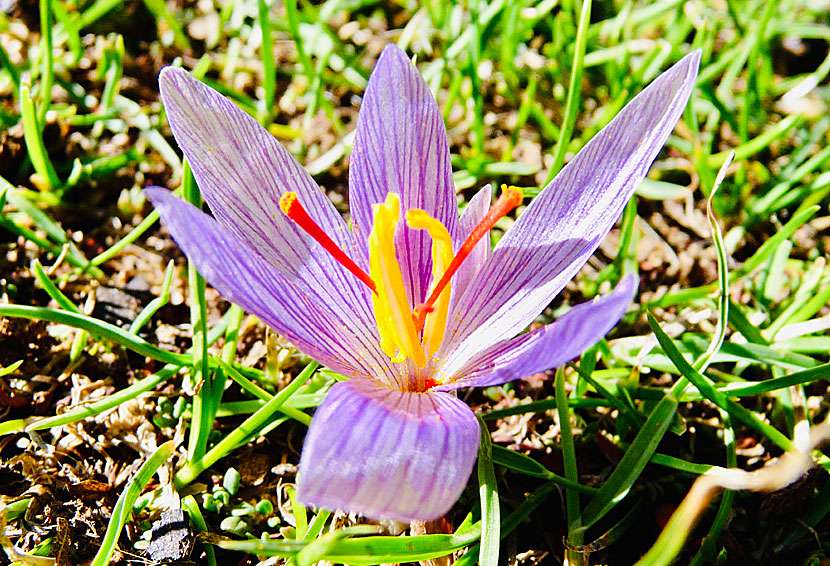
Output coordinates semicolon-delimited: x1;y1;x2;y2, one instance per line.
280;186;523;373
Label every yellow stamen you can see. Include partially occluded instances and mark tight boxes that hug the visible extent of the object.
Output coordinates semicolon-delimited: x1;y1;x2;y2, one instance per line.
405;209;454;357
368;194;427;367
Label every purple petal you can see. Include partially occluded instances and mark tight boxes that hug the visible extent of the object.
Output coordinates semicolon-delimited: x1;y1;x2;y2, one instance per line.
297;379;479;522
435;275;637;391
454;184;493;300
158;68;377;339
443;51;700;367
348;44;458;307
145;188;398;383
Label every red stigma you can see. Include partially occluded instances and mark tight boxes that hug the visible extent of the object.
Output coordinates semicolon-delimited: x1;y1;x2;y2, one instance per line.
280;192;377;294
414;186;523;331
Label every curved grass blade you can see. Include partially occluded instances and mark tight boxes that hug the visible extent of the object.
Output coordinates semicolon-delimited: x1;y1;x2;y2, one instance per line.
89;440;176;566
649;453;716;475
693;151;733;374
30;257;89;361
215;358;312;425
20;79;60;190
129;260;175;334
181;495;216;566
0;304;263;379
30;259;79;313
689;411;736;566
0;419;25;436
0;304;190;366
24;366;175;432
644;204;819;312
89;209;160;268
484;397;610;420
294;526;380;566
707;114;801;169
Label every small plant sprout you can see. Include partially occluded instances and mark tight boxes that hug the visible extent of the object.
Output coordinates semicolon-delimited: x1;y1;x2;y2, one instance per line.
146;44;700;522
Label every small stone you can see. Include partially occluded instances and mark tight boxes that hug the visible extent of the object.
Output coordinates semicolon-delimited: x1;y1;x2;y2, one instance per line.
145;509;193;563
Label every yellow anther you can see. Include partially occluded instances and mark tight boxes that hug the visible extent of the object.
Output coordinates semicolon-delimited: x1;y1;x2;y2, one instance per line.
405;209;454;357
368;194;427;367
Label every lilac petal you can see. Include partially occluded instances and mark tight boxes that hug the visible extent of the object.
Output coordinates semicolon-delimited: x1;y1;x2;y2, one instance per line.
435;275;637;391
297;379;479;522
444;51;700;366
454;184;493;300
349;44;458;306
145;188;397;383
158;68;377;338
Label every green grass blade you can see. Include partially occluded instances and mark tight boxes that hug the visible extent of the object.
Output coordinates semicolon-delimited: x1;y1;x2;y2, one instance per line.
24;367;175;432
258;0;276;112
708;114;802;168
0;43;20;92
477;416;500;566
182;160;213;462
581;394;679;529
20;79;60;190
688;412;736;566
30;259;81;314
89;441;176;566
37;0;54;127
182;495;216;566
648;315;793;451
737;205;819;276
90;209;160;267
129;260;175;334
454;481;560;566
556;366;584;563
141;0;190;50
221;527;479;564
542;0;591;185
491;445;597;493
174;362;318;487
303;509;332;542
693;152;733;373
0;304;190;365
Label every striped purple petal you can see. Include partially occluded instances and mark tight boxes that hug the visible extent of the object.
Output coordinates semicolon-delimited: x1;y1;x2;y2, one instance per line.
145;188;396;382
158;68;378;345
434;275;637;391
443;51;700;368
349;44;459;307
297;379;479;522
454;184;493;301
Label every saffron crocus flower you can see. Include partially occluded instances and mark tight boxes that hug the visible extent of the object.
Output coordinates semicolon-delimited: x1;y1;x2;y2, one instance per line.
146;45;699;522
